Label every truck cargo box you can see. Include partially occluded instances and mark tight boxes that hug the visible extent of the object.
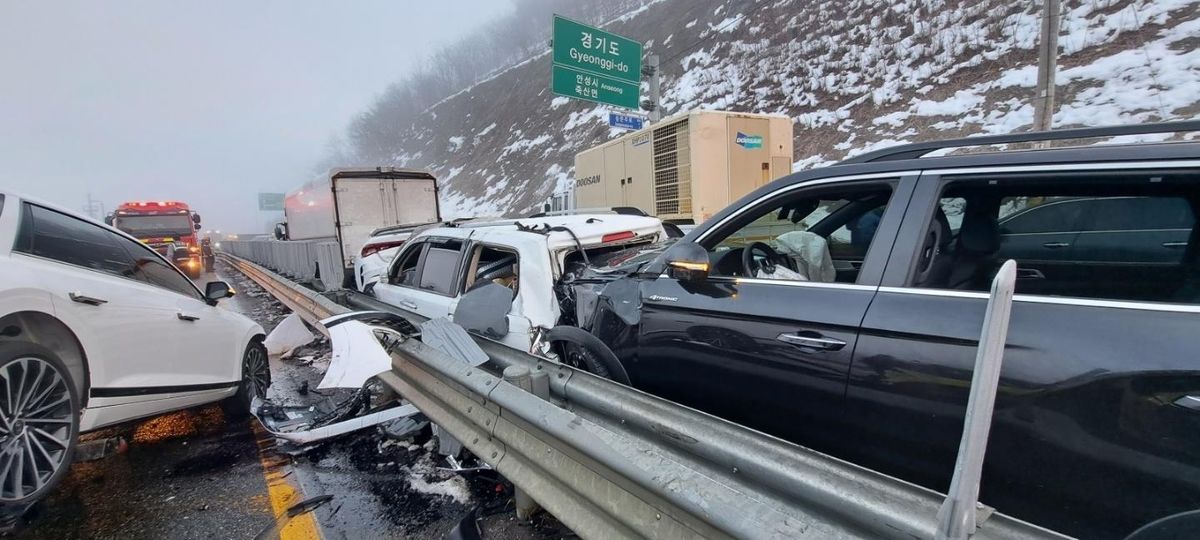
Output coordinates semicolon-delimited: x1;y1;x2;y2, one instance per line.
284;168;439;277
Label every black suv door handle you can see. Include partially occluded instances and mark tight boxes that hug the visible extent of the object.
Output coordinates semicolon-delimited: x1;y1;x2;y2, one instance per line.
1042;242;1070;249
69;292;107;306
1016;268;1046;280
777;332;846;351
1162;241;1187;249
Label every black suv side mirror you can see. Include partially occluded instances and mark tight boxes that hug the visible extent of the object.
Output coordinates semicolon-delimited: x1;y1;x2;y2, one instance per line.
663;241;710;282
204;281;236;305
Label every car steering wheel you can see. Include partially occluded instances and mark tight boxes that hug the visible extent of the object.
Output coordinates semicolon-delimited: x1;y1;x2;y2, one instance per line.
742;242;786;277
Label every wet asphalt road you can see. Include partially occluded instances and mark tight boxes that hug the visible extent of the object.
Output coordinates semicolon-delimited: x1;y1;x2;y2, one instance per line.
10;264;570;539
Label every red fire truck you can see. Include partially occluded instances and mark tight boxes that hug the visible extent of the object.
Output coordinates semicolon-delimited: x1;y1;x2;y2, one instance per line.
107;201;204;278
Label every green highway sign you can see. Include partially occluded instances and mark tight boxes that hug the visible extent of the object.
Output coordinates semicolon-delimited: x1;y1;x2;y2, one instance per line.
552;65;640;109
552;15;642;109
257;192;284;211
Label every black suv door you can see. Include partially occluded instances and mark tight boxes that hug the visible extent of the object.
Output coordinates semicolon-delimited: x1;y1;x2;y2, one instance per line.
630;174;916;454
851;166;1200;539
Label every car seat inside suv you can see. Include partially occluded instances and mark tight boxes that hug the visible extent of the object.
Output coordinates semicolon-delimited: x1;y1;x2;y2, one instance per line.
947;196;1002;290
912;208;954;288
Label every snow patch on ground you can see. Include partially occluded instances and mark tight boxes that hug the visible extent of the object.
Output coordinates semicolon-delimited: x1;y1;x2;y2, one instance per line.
404;454;472;504
500;133;552;158
713;16;743;33
564;106;608;131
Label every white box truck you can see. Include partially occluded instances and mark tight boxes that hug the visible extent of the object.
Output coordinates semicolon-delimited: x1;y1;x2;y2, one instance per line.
574;110;793;224
282;167;439;287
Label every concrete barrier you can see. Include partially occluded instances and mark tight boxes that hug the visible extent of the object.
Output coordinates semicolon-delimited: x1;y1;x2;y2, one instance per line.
221;239;344;289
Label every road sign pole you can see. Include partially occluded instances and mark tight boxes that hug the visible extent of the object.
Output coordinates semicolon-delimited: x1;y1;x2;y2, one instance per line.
646;54;662;122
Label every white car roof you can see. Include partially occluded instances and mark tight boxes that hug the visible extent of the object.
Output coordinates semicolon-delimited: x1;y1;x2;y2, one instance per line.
413;214;665;250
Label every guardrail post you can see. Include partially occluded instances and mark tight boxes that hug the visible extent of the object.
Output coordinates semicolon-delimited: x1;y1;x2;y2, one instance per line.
529;370;550;400
502;365;541;520
935;260;1018;540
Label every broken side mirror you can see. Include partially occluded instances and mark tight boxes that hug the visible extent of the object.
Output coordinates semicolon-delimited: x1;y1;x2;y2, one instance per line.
663;241;710;282
204;281;235;305
452;283;513;339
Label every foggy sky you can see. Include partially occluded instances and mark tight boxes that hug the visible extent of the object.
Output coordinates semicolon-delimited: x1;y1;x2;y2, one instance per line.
0;1;512;233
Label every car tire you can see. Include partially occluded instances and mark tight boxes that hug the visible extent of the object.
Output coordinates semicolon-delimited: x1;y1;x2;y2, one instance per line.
546;326;631;385
221;340;270;421
0;341;80;520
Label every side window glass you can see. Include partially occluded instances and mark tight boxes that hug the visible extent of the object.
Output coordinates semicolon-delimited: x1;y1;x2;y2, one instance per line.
417;240;464;295
0;194;5;218
705;184;893;284
113;233;199;298
914;175;1198;304
1080;197;1194;232
18;204;137;278
391;242;425;286
463;245;519;295
998;198;1084;234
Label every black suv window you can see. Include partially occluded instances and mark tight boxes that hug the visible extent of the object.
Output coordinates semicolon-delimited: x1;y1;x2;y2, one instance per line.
706;184;893;284
16;203;138;278
1079;197;1194;231
999;198;1085;234
915;174;1198;303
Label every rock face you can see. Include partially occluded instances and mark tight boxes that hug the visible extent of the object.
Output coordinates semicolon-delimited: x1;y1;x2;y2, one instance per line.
363;0;1200;217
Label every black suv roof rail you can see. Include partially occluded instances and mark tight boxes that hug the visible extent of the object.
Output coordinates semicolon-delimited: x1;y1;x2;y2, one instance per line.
839;120;1200;164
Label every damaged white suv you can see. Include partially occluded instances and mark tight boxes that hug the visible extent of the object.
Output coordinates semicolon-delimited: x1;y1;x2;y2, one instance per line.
369;213;667;375
0;190;270;516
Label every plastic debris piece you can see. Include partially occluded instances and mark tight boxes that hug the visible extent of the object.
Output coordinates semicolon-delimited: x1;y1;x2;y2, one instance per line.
421;318;489;367
263;313;315;357
318;320;393;389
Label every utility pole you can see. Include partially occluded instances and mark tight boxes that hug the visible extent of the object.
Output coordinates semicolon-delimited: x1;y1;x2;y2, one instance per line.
83;193;105;221
1032;0;1061;132
641;54;662;123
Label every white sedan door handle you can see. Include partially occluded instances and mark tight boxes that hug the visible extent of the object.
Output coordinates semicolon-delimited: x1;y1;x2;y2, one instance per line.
398;300;418;310
69;292;107;306
176;312;200;322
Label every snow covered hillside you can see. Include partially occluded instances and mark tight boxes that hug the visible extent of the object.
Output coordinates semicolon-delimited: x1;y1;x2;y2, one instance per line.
375;0;1200;217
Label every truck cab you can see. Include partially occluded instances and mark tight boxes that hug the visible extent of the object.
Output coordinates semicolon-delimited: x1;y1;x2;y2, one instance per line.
108;201;204;278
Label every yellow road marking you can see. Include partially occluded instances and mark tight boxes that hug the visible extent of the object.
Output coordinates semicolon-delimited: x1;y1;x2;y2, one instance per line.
252;421;322;540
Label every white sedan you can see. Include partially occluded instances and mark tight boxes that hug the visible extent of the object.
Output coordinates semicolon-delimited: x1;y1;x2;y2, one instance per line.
0;190;270;511
354;227;415;293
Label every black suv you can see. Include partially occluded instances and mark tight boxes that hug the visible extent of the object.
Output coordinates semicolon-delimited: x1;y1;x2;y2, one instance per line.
565;123;1200;539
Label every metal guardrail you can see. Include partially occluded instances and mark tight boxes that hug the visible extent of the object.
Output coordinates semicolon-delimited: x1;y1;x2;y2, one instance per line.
222;239;345;291
224;253;1065;539
219;253;348;336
